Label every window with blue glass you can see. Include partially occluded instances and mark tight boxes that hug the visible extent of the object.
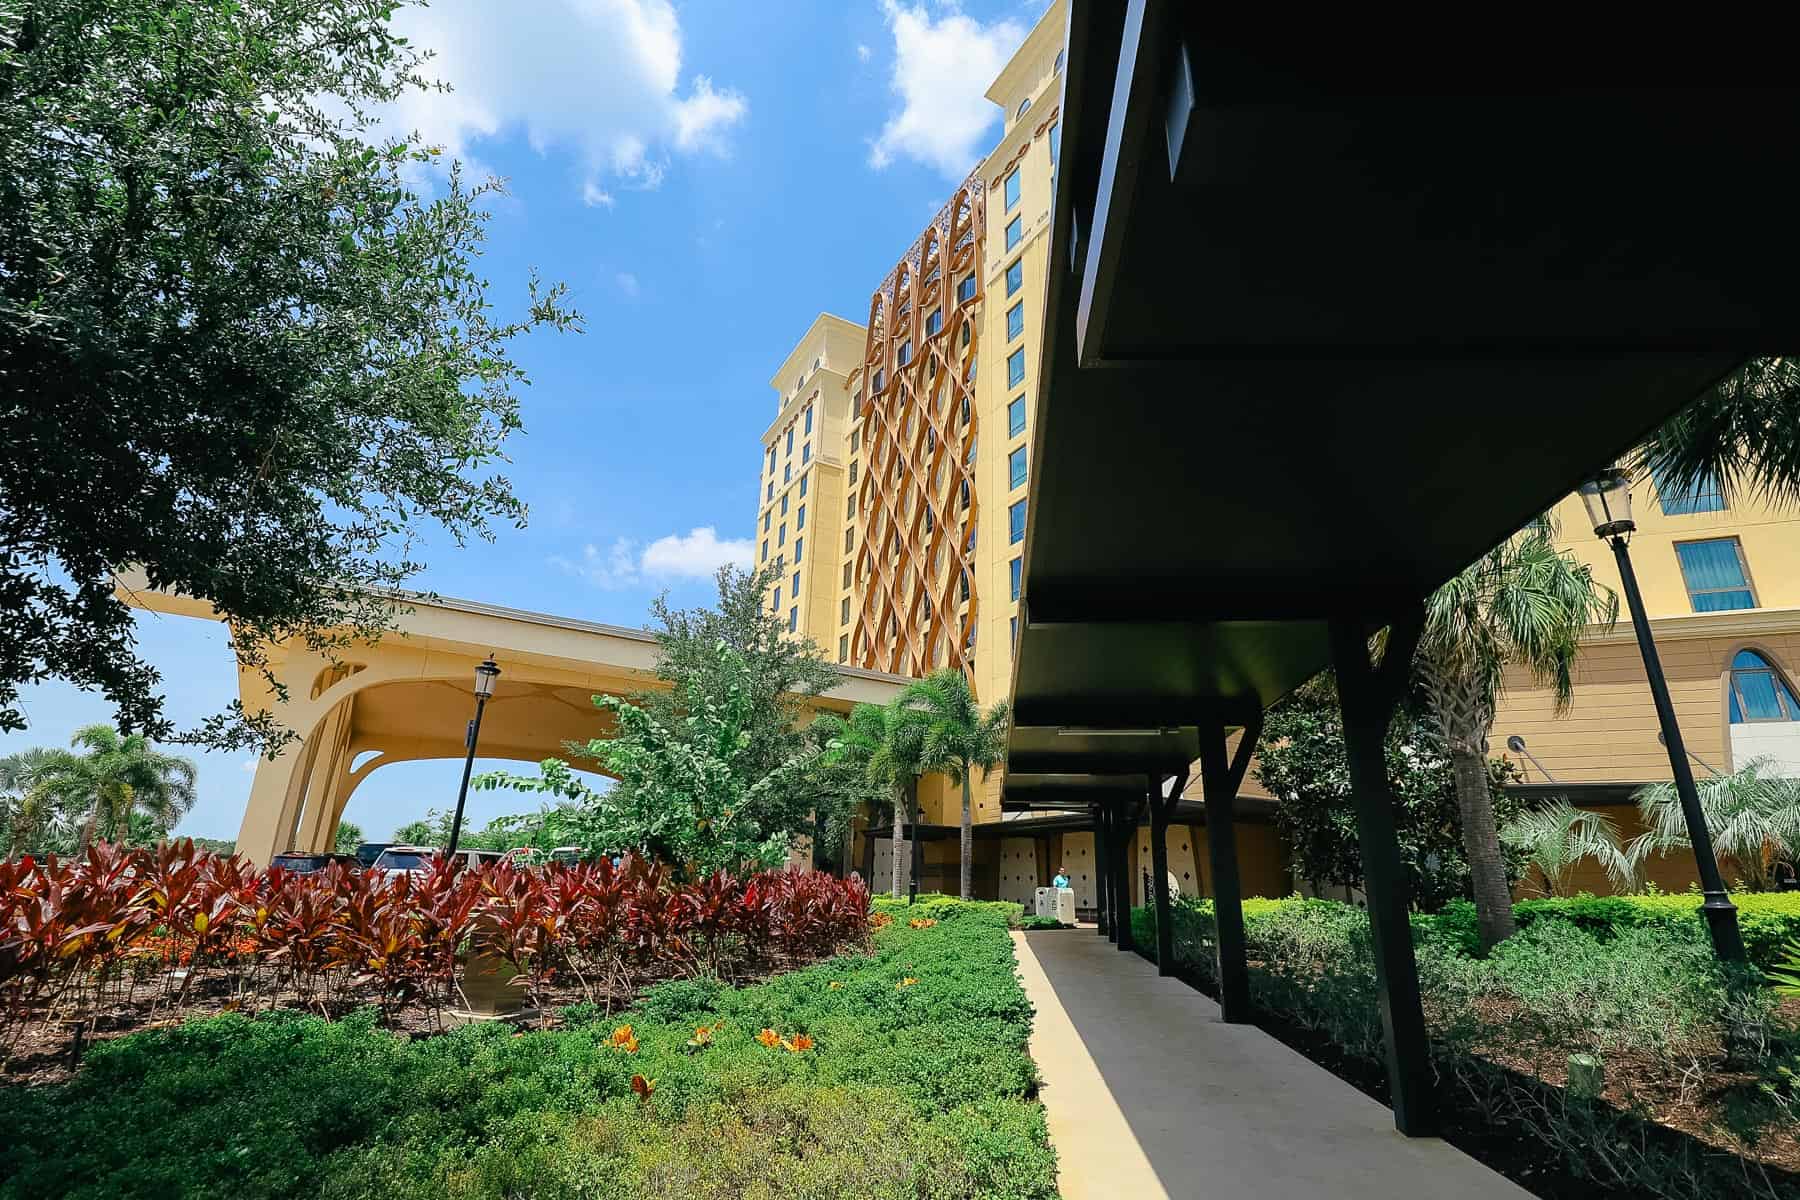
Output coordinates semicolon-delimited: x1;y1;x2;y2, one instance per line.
766;480;772;501
777;525;786;546
1007;349;1025;388
1006;302;1023;341
788;608;797;632
1005;215;1022;251
804;404;813;434
799;475;807;498
1008;446;1027;489
767;447;774;473
802;442;811;464
783;463;790;482
872;368;884;392
925;308;942;336
1010;616;1017;652
785;428;793;455
1009;557;1022;601
780;494;788;516
1003;169;1020;211
898;340;912;367
797;503;806;530
760;539;767;562
1007;397;1025;437
1049;121;1059;166
1009;499;1025;544
1005;259;1023;296
957;276;975;303
763;511;770;531
1728;650;1800;723
795;536;803;563
1674;538;1755;611
1654;467;1727;515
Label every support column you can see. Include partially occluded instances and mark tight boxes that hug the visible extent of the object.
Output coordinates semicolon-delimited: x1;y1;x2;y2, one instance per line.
1094;802;1112;937
1331;611;1437;1137
1197;712;1261;1023
1148;768;1189;976
1113;798;1137;953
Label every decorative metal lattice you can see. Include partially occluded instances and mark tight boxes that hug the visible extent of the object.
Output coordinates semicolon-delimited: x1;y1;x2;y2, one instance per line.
849;173;986;680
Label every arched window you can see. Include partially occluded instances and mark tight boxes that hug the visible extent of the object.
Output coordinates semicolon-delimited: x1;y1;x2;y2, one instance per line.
1728;650;1800;723
1016;97;1031;119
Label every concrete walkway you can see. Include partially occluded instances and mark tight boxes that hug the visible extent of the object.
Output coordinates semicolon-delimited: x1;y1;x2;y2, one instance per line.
1011;930;1530;1200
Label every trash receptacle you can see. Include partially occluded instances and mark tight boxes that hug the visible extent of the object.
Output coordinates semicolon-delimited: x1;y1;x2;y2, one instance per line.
1054;888;1076;925
1034;887;1054;919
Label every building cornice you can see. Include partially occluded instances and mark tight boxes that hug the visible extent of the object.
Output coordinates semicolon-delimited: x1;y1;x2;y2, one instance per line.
1580;605;1800;643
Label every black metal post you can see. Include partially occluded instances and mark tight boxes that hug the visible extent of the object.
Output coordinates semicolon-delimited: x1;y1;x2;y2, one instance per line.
906;777;923;905
1331;614;1436;1137
1198;714;1260;1023
1149;769;1188;976
1609;535;1746;962
1113;798;1137;953
446;692;490;857
1095;802;1114;938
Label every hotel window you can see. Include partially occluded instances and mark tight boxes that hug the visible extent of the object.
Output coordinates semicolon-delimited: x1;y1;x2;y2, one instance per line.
838;635;848;663
846;495;856;519
1729;650;1800;723
791;572;800;598
872;367;885;392
1008;397;1025;437
785;428;793;455
849;462;859;486
961;395;971;426
797;503;806;530
1003;168;1020;212
760;539;767;562
1006;302;1024;341
795;536;803;563
1054;49;1065;73
1009;557;1022;601
772;588;780;611
1009;446;1027;489
898;340;912;367
789;608;797;632
845;528;854;552
778;525;786;546
957;275;976;304
763;511;770;531
851;428;860;452
1007;349;1025;388
1009;499;1025;544
841;597;850;625
799;475;808;498
960;322;972;348
804;404;813;434
780;494;788;516
960;571;970;601
960;478;971;510
1005;259;1023;296
1016;97;1031;120
802;442;811;464
766;481;773;501
766;447;775;473
1010;616;1018;652
1049;121;1059;166
1654;466;1727;516
843;562;852;587
925;308;942;336
1674;538;1755;611
1005;215;1022;251
783;463;791;483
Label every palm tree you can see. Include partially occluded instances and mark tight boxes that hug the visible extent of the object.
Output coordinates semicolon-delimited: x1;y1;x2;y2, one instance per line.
817;701;926;898
1635;357;1800;511
901;669;1009;900
1501;799;1639;897
0;747;70;856
1632;756;1800;893
40;725;199;850
1417;527;1617;950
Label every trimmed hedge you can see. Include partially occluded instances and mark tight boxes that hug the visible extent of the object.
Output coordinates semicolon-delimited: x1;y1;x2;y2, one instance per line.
1;898;1055;1200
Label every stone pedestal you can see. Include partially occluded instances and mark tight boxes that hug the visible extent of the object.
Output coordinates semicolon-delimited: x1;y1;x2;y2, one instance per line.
449;940;533;1024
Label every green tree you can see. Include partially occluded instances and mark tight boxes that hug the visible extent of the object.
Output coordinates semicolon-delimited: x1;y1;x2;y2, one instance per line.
27;725;197;850
1633;757;1800;893
816;700;927;899
0;747;69;856
1501;799;1639;897
1254;672;1524;909
901;670;1008;900
1416;527;1616;950
392;818;436;846
333;820;364;856
0;0;577;751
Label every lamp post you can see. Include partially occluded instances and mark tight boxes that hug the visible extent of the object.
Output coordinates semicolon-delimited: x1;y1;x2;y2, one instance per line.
447;657;501;857
1577;469;1745;962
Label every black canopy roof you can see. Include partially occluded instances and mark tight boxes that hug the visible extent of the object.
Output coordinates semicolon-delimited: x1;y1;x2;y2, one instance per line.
1006;4;1800;787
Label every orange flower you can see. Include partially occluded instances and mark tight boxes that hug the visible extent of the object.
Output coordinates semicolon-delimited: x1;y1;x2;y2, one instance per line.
630;1074;655;1101
827;980;844;990
756;1027;781;1048
608;1025;639;1054
686;1025;714;1049
869;912;893;929
896;976;918;989
907;917;937;929
781;1033;814;1053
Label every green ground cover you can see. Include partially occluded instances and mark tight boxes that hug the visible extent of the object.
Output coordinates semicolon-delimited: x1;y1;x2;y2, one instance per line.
0;898;1055;1200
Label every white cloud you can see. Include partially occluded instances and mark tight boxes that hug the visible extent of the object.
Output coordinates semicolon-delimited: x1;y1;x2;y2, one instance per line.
868;1;1027;178
615;271;640;297
240;758;259;775
552;527;751;589
376;0;747;202
856;43;873;63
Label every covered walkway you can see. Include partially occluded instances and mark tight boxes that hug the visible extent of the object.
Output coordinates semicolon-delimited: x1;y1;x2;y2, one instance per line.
1012;930;1527;1200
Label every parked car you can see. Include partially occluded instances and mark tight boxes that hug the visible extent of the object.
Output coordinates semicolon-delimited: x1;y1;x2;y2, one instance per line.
371;845;504;877
353;842;394;869
268;852;360;875
549;846;585;865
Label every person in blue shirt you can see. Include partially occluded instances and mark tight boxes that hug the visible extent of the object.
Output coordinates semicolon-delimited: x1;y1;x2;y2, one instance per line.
1052;867;1070;889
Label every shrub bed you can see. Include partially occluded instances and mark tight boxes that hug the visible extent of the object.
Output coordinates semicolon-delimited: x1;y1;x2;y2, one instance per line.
0;896;1055;1200
1136;895;1799;1199
0;841;871;1074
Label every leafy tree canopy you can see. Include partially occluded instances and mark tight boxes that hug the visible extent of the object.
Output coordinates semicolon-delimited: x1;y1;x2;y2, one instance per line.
1253;672;1525;910
0;0;578;751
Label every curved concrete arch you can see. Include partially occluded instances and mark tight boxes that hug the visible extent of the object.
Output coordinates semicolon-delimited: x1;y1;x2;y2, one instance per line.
114;573;913;863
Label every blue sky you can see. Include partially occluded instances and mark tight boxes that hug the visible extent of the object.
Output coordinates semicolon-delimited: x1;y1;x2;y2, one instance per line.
2;0;1048;843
